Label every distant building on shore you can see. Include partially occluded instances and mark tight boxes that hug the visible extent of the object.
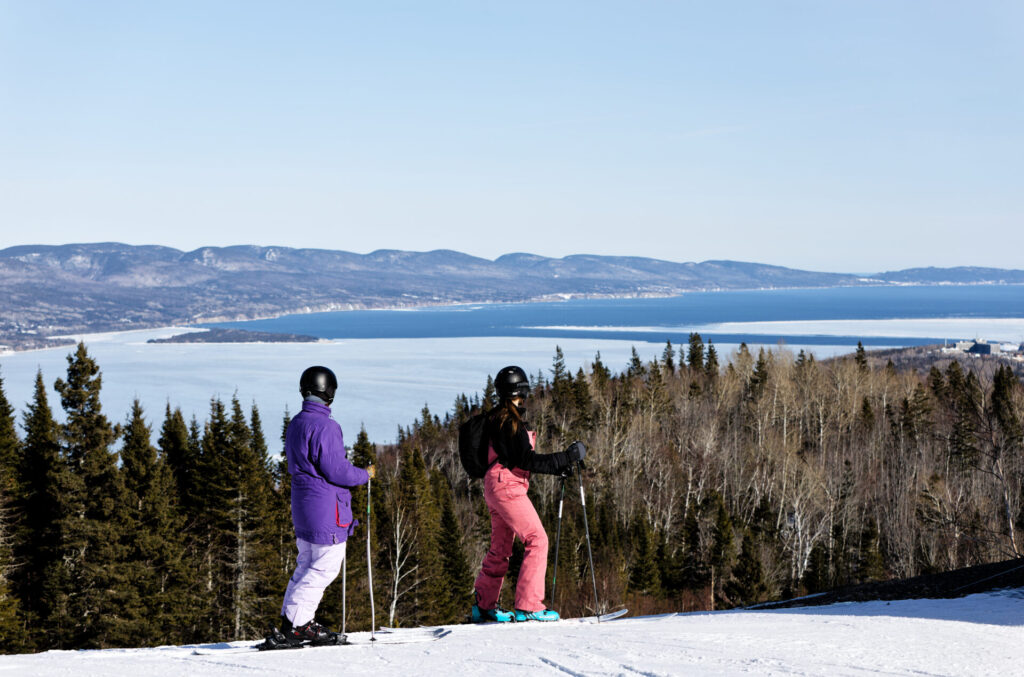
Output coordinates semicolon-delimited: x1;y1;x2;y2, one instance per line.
968;340;999;355
941;339;1024;360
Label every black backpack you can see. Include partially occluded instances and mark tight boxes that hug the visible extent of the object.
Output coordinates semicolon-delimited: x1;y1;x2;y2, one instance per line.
458;411;494;479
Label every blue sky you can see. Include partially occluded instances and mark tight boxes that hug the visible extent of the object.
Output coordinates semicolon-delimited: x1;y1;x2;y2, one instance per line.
1;1;1021;272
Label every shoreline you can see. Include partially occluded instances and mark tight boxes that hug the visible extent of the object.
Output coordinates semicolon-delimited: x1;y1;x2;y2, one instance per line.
4;282;1024;354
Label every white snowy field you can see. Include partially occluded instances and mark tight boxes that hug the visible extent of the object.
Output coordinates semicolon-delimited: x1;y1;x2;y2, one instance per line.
4;590;1022;676
0;329;856;448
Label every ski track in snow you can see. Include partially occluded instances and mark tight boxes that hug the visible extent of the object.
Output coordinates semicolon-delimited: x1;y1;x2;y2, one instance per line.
3;591;1022;676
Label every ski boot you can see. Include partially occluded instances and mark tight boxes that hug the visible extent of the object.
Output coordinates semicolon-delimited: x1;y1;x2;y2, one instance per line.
471;604;515;623
290;619;346;646
258;619;304;651
514;608;560;622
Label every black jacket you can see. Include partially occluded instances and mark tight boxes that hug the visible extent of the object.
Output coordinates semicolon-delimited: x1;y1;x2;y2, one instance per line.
486;406;571;475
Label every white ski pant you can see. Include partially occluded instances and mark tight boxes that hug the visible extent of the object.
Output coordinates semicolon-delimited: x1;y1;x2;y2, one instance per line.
281;538;347;627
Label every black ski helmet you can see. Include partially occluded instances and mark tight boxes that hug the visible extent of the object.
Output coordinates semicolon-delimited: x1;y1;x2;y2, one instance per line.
495;365;531;401
299;365;338;405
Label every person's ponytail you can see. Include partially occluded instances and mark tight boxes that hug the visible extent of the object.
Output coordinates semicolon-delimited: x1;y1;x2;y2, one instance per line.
495;398;522;436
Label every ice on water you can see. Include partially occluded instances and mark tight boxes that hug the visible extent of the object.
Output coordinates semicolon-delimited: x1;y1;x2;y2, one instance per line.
0;328;863;450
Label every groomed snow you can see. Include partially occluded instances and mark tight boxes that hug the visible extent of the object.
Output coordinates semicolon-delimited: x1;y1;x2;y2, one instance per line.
6;590;1021;676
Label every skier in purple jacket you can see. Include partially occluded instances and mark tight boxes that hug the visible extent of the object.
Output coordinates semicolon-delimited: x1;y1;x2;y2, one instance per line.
263;365;373;649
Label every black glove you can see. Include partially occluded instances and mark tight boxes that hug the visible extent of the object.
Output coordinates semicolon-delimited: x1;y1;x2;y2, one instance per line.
565;441;586;463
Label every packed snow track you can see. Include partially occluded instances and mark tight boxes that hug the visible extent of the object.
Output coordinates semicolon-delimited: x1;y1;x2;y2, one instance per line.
3;591;1021;676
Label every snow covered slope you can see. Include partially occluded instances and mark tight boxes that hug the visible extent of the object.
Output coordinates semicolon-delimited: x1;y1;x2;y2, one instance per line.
5;590;1022;676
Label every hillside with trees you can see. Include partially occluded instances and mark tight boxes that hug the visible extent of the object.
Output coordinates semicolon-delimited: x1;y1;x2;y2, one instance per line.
0;338;1021;652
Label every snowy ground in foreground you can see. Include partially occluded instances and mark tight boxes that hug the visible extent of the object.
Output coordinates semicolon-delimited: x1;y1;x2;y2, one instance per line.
6;590;1022;677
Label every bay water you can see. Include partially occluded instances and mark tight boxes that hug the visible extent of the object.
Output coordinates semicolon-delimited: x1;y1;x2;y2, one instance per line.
1;285;1021;449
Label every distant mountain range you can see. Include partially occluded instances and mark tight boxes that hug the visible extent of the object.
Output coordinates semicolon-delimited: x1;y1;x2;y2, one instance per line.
2;243;1023;350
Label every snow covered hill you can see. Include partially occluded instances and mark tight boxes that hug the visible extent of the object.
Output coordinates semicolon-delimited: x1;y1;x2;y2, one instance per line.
5;590;1022;676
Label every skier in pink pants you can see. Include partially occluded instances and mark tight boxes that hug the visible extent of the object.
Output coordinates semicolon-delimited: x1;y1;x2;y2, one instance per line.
472;365;586;623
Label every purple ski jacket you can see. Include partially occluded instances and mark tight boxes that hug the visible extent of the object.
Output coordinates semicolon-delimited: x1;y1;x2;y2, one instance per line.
285;400;370;544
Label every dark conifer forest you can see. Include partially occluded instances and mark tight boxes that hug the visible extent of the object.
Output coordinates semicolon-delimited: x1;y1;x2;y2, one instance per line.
0;337;1021;652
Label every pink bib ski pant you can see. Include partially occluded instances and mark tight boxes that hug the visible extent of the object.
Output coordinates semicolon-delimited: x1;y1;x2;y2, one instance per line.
473;436;549;612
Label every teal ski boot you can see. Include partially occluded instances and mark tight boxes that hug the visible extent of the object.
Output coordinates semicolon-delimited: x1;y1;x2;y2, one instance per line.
471;604;515;623
514;608;560;622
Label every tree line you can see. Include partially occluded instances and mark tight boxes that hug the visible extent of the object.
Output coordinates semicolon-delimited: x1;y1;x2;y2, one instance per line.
0;337;1020;652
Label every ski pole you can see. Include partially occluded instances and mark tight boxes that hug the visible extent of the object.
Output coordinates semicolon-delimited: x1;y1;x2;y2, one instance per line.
341;553;347;640
577;461;601;621
366;475;376;641
550;473;567;604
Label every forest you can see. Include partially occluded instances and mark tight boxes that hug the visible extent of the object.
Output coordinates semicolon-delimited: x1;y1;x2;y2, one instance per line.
0;336;1021;653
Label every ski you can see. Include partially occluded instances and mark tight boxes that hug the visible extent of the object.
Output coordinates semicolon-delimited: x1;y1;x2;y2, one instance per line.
466;607;628;626
191;627;448;655
586;608;629;623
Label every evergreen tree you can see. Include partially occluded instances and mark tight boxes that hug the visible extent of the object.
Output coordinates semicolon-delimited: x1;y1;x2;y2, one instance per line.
277;408;292;506
661;340;675;373
991;366;1022;446
0;368;26;653
628;515;661;595
482;376;497;411
191;397;281;640
52;343;125;648
748;348;770;399
157;405;194;516
859;396;875;430
551;346;574;418
405;448;443;625
225;397;277;639
858;518;886;583
803;541;831;594
680;507;708;592
654;532;679;596
627;347;645;379
725;530;768;606
115;400;190;647
192;398;231;638
0;369;19;493
687;333;705;371
854;341;868;371
12;372;61;646
704;342;719;380
350;425;377;469
270;407;295;618
590;352;611;389
571;368;594;435
431;470;473;622
0;494;23;653
928;366;947;400
709;493;734;608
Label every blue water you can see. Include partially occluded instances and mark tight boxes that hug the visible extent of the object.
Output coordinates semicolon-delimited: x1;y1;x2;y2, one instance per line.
210;285;1024;348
